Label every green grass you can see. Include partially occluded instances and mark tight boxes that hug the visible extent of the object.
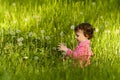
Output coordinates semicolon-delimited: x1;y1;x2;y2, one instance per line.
0;0;120;80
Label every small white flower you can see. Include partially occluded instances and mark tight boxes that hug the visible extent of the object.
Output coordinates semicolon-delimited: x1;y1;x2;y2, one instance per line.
16;29;21;33
41;30;45;34
70;25;75;29
10;30;15;35
92;2;96;5
45;36;50;40
23;56;28;60
24;18;29;22
100;16;103;19
80;12;83;15
17;37;24;42
12;2;16;6
105;30;110;34
13;20;17;24
18;42;23;46
29;32;33;37
95;28;99;32
114;30;119;34
52;47;56;50
34;56;39;60
60;31;63;37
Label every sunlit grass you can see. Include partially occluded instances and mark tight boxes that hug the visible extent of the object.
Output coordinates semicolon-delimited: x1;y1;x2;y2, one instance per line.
0;0;120;80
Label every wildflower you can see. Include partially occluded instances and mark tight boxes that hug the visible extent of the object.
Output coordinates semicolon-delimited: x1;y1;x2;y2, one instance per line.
92;2;96;5
16;29;21;33
45;36;50;40
29;32;33;37
13;20;17;24
24;18;29;22
60;31;63;37
10;30;15;35
114;30;119;34
52;47;56;50
95;28;99;32
105;30;110;34
18;42;23;46
12;2;16;6
23;56;28;60
70;25;75;29
34;56;39;60
41;30;45;34
80;12;83;15
17;37;24;42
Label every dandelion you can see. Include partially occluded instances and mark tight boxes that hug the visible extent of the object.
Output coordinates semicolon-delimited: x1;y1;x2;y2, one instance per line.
45;36;50;40
92;2;96;5
10;30;15;35
70;25;75;29
60;31;63;37
34;56;39;60
52;47;56;50
114;30;119;34
17;37;24;42
16;29;21;33
12;2;16;6
105;30;110;34
18;42;23;46
100;16;103;19
29;32;33;37
24;18;29;22
41;30;45;34
95;28;99;32
23;56;28;60
105;21;109;26
80;12;83;15
13;20;17;24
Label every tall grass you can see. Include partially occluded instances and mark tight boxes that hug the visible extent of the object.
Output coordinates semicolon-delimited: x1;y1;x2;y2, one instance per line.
0;0;120;80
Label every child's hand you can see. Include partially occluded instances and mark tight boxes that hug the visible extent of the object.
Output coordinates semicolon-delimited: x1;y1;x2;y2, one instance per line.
58;43;68;52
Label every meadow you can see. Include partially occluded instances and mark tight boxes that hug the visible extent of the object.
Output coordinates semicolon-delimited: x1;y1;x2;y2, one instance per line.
0;0;120;80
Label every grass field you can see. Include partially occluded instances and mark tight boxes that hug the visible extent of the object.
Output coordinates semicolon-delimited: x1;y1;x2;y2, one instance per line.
0;0;120;80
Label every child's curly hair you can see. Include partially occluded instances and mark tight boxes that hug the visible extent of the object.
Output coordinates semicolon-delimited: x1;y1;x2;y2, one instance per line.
74;23;95;39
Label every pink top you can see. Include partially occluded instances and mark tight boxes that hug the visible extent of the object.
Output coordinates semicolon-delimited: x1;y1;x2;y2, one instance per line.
66;40;93;65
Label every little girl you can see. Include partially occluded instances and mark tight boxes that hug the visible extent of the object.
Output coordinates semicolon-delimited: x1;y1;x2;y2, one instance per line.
58;23;95;68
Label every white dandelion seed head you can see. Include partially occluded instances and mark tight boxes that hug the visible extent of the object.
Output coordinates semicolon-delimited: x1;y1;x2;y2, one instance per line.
17;37;24;42
10;30;15;35
29;32;33;37
92;2;96;5
52;47;56;50
24;18;29;22
45;36;50;40
60;31;63;36
23;56;28;60
18;42;23;46
115;30;119;34
13;20;17;24
12;2;16;6
41;30;45;34
100;16;103;19
105;30;110;34
34;56;39;60
80;12;83;15
16;29;21;33
95;28;99;32
70;25;75;29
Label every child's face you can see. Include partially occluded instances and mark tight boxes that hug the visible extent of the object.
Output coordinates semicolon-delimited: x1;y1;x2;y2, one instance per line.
75;30;88;43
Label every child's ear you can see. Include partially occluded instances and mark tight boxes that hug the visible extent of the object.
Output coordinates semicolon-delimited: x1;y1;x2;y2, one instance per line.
85;34;89;39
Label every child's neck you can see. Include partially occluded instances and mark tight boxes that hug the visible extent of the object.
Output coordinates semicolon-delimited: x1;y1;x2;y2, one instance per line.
80;38;88;43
